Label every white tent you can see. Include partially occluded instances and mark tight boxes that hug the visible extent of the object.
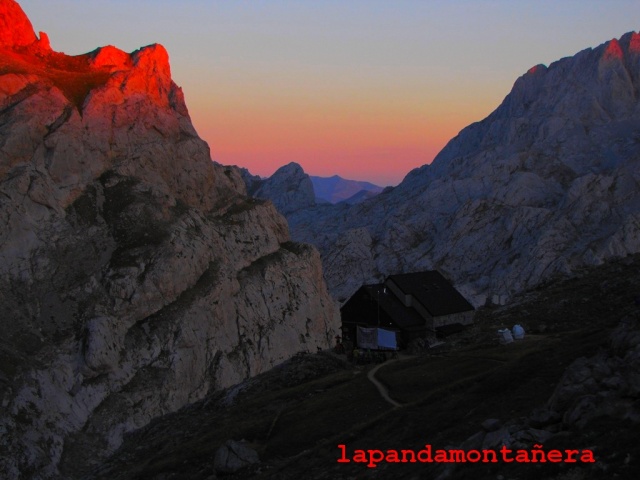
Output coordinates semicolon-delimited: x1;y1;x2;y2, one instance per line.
357;327;397;350
512;324;525;340
497;328;514;344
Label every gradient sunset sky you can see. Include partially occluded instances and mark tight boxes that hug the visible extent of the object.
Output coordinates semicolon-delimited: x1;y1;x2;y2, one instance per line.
19;0;640;186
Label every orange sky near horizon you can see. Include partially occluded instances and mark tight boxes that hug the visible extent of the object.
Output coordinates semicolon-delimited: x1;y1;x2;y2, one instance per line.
187;68;502;185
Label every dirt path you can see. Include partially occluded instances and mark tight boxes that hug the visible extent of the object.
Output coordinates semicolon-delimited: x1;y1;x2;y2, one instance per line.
367;360;403;408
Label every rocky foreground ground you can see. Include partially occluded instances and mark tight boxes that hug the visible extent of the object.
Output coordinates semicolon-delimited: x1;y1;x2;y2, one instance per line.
88;254;640;480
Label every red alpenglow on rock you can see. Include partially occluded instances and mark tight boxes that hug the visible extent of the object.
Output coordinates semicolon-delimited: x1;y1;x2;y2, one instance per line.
603;38;624;61
0;0;174;111
0;0;213;211
0;0;37;47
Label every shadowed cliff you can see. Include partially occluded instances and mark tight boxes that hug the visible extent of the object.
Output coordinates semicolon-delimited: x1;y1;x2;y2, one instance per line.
0;1;339;477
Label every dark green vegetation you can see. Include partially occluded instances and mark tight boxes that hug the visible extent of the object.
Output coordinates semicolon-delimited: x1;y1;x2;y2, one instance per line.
89;255;640;480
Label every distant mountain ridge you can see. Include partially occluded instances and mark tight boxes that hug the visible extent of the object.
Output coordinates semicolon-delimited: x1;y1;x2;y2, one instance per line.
338;188;382;205
239;162;316;214
287;31;640;305
310;175;384;204
239;163;384;211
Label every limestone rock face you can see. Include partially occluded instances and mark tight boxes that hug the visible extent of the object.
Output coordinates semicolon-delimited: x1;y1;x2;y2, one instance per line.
288;31;640;305
248;162;316;215
0;2;339;478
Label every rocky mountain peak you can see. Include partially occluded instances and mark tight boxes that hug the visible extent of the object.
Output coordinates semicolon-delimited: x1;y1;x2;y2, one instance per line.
86;42;174;107
248;162;316;215
1;9;173;114
608;31;640;55
603;37;624;61
628;31;640;54
124;43;173;105
0;2;221;212
0;0;37;48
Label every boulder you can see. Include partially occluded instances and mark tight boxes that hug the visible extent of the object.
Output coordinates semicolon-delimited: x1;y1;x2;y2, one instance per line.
482;426;512;450
214;440;259;474
480;418;502;432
